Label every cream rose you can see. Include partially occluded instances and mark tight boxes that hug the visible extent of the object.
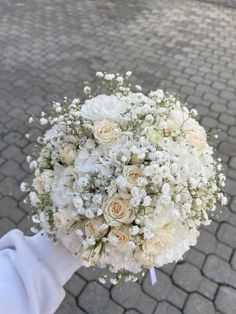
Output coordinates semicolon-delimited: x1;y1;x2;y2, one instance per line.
123;165;142;185
53;209;76;229
80;243;102;266
184;127;207;152
108;226;131;250
33;177;45;194
103;193;134;226
94;119;118;145
85;217;109;239
59;143;77;165
33;170;53;194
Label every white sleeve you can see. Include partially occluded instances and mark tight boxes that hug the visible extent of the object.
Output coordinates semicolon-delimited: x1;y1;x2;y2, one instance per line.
0;229;82;314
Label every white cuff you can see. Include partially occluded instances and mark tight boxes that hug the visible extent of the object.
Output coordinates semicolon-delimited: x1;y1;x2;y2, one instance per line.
26;231;82;286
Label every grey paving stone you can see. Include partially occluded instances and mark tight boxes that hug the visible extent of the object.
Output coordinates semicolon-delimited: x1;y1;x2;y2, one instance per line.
16;215;33;236
199;278;218;300
219;142;236;157
80;282;123;314
229;126;236;137
215;242;233;261
65;274;87;297
215;286;236;314
183;248;205;268
217;223;236;248
125;310;141;314
184;293;215;314
0;217;16;237
160;262;176;275
55;293;81;314
231;250;236;271
229;157;236;170
112;281;156;314
203;255;236;287
0;177;23;200
219;114;235;126
142;270;172;300
225;178;236;196
166;286;187;309
196;230;217;254
78;267;105;282
201;220;219;234
0;196;25;223
201;117;218;128
154;302;181;314
173;263;202;292
230;197;236;213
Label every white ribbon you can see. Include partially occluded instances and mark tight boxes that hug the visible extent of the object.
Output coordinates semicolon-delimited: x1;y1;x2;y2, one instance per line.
149;267;157;285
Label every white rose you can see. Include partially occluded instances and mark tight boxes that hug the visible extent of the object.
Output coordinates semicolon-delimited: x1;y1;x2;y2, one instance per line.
123;165;142;185
80;95;128;121
94;120;119;145
59;144;77;165
103;193;134;226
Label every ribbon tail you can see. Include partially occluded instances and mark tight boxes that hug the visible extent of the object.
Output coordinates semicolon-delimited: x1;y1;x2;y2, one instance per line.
149;267;157;285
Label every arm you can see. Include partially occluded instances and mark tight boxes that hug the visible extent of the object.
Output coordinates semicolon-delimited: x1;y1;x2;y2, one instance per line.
0;229;82;314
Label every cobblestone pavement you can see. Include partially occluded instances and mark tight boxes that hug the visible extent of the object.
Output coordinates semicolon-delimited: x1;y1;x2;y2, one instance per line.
0;0;236;313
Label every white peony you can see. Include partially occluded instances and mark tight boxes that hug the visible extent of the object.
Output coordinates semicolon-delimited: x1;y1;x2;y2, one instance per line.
81;95;128;121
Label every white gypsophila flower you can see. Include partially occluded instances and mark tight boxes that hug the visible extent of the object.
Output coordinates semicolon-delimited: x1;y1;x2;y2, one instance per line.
20;182;28;192
129;226;139;235
99;278;106;284
117;76;123;83
81;95;128;122
40;118;48;125
29;192;40;206
149;89;164;102
135;85;142;91
96;72;104;78
104;74;115;80
26;156;32;163
84;86;91;94
29;160;37;170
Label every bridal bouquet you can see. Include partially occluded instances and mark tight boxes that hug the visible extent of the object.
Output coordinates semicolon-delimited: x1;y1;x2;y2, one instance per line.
21;72;226;282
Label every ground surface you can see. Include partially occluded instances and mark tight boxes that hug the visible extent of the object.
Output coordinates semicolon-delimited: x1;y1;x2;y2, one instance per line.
0;0;236;313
